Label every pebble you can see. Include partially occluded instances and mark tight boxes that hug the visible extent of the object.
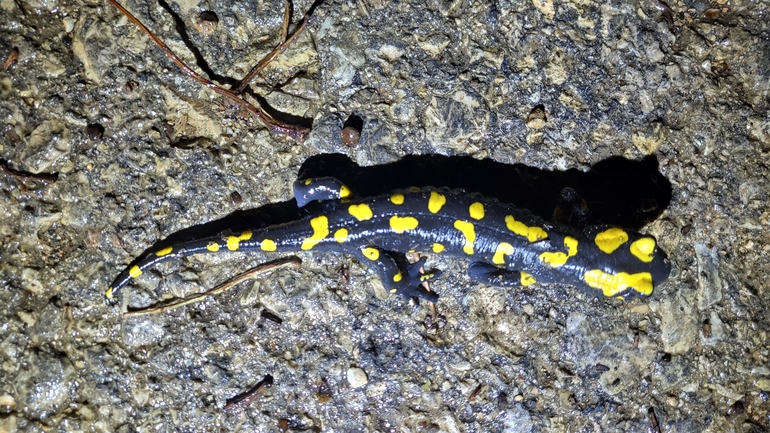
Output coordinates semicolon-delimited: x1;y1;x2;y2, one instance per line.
0;394;15;413
347;367;368;388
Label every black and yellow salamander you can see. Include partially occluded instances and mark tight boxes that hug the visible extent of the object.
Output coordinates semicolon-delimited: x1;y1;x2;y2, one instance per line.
107;177;671;303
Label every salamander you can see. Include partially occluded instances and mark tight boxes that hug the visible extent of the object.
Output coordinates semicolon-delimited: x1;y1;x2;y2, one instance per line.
107;177;671;303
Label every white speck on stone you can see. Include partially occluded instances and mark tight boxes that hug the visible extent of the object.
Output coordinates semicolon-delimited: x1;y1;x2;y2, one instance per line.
377;44;404;62
694;242;723;309
347;367;368;388
63;17;75;33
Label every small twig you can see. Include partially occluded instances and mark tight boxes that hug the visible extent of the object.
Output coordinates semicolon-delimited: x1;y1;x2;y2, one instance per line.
123;257;301;317
468;383;482;401
651;0;675;30
647;407;661;433
224;374;274;411
2;47;19;71
280;0;291;44
0;159;58;184
233;1;310;95
106;0;311;142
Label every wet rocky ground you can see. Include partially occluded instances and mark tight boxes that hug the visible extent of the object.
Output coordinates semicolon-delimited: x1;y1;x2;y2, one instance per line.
1;0;769;431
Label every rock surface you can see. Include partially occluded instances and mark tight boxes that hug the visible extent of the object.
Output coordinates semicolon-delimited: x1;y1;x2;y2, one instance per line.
1;0;769;431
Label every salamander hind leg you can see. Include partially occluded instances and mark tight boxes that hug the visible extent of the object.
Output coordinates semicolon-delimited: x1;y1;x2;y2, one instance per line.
293;177;353;207
354;246;441;303
468;261;536;288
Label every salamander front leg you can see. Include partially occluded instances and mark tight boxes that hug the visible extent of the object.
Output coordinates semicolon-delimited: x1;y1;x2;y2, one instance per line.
354;246;440;303
467;262;536;288
552;187;589;226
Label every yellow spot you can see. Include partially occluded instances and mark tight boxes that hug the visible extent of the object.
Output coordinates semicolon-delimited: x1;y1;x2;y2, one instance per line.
348;203;373;221
420;273;434;282
432;243;445;253
304;179;312;185
521;272;536;286
339;184;352;199
594;227;629;254
408;186;420;193
390;216;419;234
362;247;380;260
301;216;329;250
393;272;403;282
105;287;114;299
390;193;405;205
469;202;485;220
428;191;446;213
156;246;173;257
206;241;220;252
630;237;656;263
565;237;578;256
227;236;240;251
453;220;476;255
492;242;514;265
390;288;398;294
129;265;142;278
227;231;253;251
505;215;548;242
334;228;348;243
539;236;579;267
261;239;277;252
540;251;567;266
583;270;654;297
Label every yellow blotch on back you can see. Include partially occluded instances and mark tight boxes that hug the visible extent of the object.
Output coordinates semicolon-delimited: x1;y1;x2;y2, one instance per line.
227;231;253;251
334;228;349;243
301;216;329;250
428;191;446;213
432;243;445;253
469;202;485;220
390;193;405;205
630;237;656;263
129;265;142;278
260;239;277;251
594;227;629;254
505;215;548;242
207;241;220;252
339;184;352;199
539;236;578;267
565;237;578;255
492;242;514;265
453;220;476;255
390;216;419;233
393;272;403;282
520;272;536;286
156;246;173;257
348;203;373;221
583;269;654;297
362;247;380;260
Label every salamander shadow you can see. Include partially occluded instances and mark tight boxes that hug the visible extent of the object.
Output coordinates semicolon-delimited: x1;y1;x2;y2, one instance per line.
147;153;671;253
